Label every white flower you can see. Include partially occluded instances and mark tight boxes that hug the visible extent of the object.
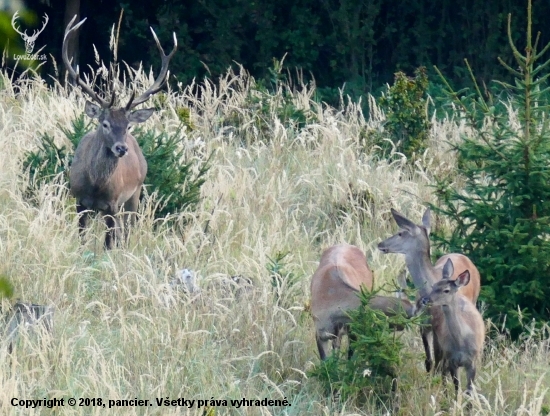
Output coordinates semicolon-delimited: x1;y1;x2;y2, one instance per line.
362;368;372;377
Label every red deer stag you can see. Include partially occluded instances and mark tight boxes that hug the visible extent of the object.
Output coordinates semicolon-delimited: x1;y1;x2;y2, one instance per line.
310;243;417;360
62;16;177;249
378;208;481;372
420;259;485;396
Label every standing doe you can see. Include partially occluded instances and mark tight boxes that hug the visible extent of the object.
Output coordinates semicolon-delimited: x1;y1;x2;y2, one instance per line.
420;259;485;396
62;16;177;249
378;208;481;372
310;243;417;360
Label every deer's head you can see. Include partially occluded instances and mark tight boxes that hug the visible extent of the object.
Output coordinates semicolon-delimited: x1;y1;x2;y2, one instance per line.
378;208;432;255
421;259;470;307
84;99;154;158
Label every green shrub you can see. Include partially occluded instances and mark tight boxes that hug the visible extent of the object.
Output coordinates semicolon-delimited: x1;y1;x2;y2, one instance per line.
23;114;91;199
0;274;14;299
22;116;208;220
431;0;550;337
308;286;422;404
135;125;210;218
375;66;430;161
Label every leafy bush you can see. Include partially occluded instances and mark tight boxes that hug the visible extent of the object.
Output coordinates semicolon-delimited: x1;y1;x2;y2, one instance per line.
22;115;209;219
308;287;422;404
431;0;550;337
375;66;430;161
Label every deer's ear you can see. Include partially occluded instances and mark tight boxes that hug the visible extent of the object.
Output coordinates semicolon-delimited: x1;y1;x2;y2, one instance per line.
422;207;431;236
391;208;416;231
128;108;154;123
454;270;470;288
442;258;454;280
85;101;101;119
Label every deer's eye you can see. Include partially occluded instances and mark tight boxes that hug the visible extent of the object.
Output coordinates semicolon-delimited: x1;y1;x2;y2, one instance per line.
443;289;450;293
102;121;109;129
398;231;403;237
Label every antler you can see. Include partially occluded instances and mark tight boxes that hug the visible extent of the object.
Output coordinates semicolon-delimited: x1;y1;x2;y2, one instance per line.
126;28;177;110
11;11;27;38
63;15;112;108
28;13;49;41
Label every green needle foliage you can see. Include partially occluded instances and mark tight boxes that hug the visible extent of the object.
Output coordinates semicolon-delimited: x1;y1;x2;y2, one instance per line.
135;125;210;219
23;114;90;199
432;0;550;337
309;286;422;405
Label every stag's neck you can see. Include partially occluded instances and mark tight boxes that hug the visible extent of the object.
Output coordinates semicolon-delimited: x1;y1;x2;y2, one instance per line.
405;251;438;297
89;142;119;185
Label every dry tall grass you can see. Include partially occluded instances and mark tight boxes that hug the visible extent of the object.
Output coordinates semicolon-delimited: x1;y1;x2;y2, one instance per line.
0;65;548;415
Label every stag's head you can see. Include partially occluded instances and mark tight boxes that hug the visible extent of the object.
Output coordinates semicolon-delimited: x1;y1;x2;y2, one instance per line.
62;15;177;157
84;98;154;158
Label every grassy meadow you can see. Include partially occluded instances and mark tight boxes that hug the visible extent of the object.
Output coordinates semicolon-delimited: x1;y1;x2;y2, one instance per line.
0;65;548;415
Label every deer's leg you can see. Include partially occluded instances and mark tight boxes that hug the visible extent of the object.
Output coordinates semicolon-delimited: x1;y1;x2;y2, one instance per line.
316;333;331;361
122;188;141;244
432;332;443;373
103;213;122;250
421;326;433;373
464;362;476;395
449;366;460;397
76;202;91;241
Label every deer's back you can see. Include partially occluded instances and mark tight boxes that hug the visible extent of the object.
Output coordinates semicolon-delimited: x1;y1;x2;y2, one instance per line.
310;244;373;330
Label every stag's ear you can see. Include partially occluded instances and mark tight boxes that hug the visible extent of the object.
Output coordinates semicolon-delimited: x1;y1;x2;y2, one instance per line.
421;207;431;236
128;108;155;124
454;270;470;288
85;101;102;119
442;258;454;280
391;208;416;231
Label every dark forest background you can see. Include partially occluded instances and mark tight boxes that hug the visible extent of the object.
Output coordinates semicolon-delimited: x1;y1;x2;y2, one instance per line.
4;0;550;101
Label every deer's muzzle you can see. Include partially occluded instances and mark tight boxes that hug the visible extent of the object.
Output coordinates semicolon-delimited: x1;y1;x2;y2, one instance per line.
112;143;128;157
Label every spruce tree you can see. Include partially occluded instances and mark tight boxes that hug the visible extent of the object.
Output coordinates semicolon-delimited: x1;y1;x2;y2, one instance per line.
432;0;550;337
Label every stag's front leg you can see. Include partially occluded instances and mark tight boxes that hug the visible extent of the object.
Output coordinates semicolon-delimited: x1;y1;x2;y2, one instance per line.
76;202;91;241
103;213;122;250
